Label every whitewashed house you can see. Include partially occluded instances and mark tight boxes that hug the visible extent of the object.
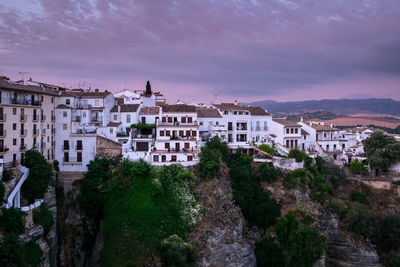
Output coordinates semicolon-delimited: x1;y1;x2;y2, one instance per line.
197;107;225;145
245;106;272;145
269;119;302;155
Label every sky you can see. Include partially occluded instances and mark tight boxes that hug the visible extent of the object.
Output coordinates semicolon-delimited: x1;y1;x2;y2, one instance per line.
0;0;400;103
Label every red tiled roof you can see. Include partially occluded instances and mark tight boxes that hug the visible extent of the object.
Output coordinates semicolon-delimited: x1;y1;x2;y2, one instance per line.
196;107;222;118
161;104;196;113
139;106;160;115
111;104;140;112
214;103;248;111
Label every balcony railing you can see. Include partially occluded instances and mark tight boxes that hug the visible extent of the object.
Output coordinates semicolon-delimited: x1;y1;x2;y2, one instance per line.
33;114;39;121
0;130;6;137
63;157;82;164
132;133;155;139
41;129;46;135
32;143;39;149
62;145;70;150
33;129;39;135
20;129;27;136
0;146;9;153
0;113;6;121
10;98;41;106
91;116;103;122
116;132;129;137
76;145;83;151
51;128;56;134
41;143;46;149
157;121;198;126
20;144;27;151
20;114;27;121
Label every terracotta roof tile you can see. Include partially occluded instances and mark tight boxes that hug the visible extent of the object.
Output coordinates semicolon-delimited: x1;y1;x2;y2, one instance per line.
161;104;196;113
244;106;270;116
111;104;140;113
0;79;59;95
196;107;222;118
56;104;73;109
214;103;248;111
139;106;160;115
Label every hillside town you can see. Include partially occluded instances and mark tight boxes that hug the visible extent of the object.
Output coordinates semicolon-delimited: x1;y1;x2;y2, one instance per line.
0;76;399;174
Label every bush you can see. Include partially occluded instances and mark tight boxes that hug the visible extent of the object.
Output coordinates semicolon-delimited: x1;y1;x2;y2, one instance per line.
349;159;368;173
346;205;379;241
283;168;309;190
2;169;13;182
350;190;369;206
257;163;281;183
0;181;5;203
33;203;54;235
24;240;42;267
1;207;25;234
160;235;195;267
0;233;26;266
379;214;400;251
199;136;230;179
21;150;53;203
258;144;275;155
276;213;299;251
288;149;308;162
255;237;286;267
327;201;348;219
389;253;400;267
130;159;152;180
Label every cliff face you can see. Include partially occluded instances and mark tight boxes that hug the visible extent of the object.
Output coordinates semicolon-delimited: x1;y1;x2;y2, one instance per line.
190;166;256;267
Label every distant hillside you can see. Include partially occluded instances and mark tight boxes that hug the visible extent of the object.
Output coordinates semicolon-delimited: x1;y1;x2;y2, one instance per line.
285;111;339;122
249;98;400;116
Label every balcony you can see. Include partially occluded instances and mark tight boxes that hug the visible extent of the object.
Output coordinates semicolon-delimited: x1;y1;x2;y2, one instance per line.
41;143;46;149
63;157;82;165
72;116;81;122
91;116;103;123
32;143;39;149
20;114;27;121
51;115;56;121
0;113;6;121
20;129;27;137
0;130;6;138
75;103;92;110
41;129;46;135
0;146;9;153
117;132;129;137
20;144;27;151
132;133;155;139
62;145;70;150
41;115;46;121
33;129;39;136
51;128;56;134
76;145;83;151
33;114;39;121
10;98;41;106
157;121;198;127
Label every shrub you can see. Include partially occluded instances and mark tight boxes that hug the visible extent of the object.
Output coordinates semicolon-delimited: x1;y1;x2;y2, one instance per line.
379;214;400;251
206;136;231;163
258;144;275;155
288;149;308;162
350;190;369;206
199;136;230;179
389;253;400;267
21;150;53;203
1;207;25;234
130;159;152;180
24;240;42;267
0;181;5;203
349;159;368;173
0;233;26;267
160;235;195;267
276;213;299;251
283;168;309;190
255;237;286;267
257;162;281;182
33;203;54;235
309;174;331;203
346;205;379;241
327;201;348;219
2;169;13;182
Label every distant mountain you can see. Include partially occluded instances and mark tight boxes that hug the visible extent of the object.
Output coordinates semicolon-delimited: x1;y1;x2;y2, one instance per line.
248;98;400;116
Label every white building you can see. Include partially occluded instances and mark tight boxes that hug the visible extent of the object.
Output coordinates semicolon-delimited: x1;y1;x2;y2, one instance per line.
269;119;302;155
197;107;225;145
245;106;272;145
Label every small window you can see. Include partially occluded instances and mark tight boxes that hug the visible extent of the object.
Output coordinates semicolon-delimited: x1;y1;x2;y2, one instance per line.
51;97;54;103
13;139;17;145
166;131;170;136
77;152;82;162
187;155;193;161
179;130;184;136
153;155;159;162
83;112;86;118
188;117;192;123
165;143;170;149
160;130;164;136
186;130;191;136
295;128;298;134
126;115;131;123
181;117;186;123
63;124;67;130
13;108;16;115
113;114;117;120
216;121;219;125
66;99;70;105
162;117;166;122
192;131;197;136
13;123;16;130
199;122;203;126
286;128;289;134
291;128;294;134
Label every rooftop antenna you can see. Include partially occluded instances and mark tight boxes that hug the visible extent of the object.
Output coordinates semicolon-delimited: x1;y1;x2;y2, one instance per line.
18;71;29;82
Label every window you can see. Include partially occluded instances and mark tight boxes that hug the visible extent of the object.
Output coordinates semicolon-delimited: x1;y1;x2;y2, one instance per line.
216;121;219;125
209;121;213;125
162;117;166;122
113;114;117;120
263;121;268;130
153;155;159;162
286;140;289;147
63;124;67;130
179;130;184;136
333;144;337;150
228;122;233;131
83;112;86;118
184;142;189;149
66;99;70;105
187;155;193;161
13;108;16;115
51;97;54;103
47;123;50;129
291;128;294;134
63;140;69;150
286;128;289;134
295;128;298;134
171;155;177;162
126;115;131;123
77;152;82;162
165;143;170;149
13;139;17;145
110;128;113;134
166;131;171;136
181;117;186;123
324;133;327;138
168;117;172;123
192;131;197;136
77;140;83;150
186;130;191;136
13;123;16;130
64;152;69;162
160;130;164;136
162;155;166;162
188;117;192;123
41;96;43;102
199;122;203;126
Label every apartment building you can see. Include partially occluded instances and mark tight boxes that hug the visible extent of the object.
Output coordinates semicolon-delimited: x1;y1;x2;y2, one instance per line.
197;107;225;144
151;104;200;165
269;119;302;155
109;104;141;143
0;78;57;167
245;106;272;145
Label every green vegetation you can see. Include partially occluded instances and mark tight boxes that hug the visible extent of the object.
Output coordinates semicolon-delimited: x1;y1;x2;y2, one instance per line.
199;136;230;179
0;234;42;267
53;160;60;172
350;190;369;206
160;235;195;267
2;169;13;182
0;181;4;203
367;124;400;134
145;80;152;95
285;111;339;122
349;159;368;173
288;148;308;162
363;131;400;172
275;212;327;267
230;150;281;228
96;160;200;266
1;207;25;234
21;149;53;203
130;123;156;130
255;237;286;267
33;203;54;234
258;143;275;155
346;204;379;241
257;162;281;183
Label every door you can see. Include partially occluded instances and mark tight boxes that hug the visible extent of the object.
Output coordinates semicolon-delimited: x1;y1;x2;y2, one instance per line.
175;143;180;151
141;117;146;124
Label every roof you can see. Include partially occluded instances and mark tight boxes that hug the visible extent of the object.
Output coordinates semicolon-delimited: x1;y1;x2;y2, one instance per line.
110;104;140;113
139;106;160;115
244;106;270;116
214;103;248;111
309;124;339;131
107;122;121;127
61;90;111;98
0;79;59;95
56;104;73;109
301;129;309;135
161;104;196;113
196;108;222;118
272;119;300;127
269;134;277;138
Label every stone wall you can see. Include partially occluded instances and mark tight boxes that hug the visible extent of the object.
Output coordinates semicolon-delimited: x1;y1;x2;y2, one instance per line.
96;136;122;158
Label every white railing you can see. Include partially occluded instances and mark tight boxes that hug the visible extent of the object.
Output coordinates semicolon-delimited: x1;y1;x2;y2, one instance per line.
6;165;29;209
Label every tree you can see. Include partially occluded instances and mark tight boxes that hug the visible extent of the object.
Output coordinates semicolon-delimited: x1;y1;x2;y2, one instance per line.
21;149;53;203
33;203;54;234
199;136;230;179
258;144;275;155
0;234;26;267
288;148;308;162
24;240;42;267
145;80;152;95
0;181;5;203
255;237;286;267
349;159;368;173
1;207;25;234
257;162;281;182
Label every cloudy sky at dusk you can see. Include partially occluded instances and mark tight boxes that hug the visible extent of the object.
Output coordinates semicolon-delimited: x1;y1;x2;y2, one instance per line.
0;0;400;103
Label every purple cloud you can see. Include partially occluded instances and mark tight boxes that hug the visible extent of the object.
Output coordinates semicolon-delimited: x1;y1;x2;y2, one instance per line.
0;0;400;103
